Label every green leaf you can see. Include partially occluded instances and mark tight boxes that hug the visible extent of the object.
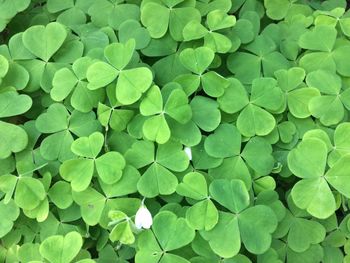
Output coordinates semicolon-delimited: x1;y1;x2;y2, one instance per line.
140;85;163;116
60;159;94;192
109;211;135;244
287;88;321;118
176;172;208;200
298;25;336;52
137;163;178;197
201;71;229;97
23;22;67;61
0;121;28;159
116;67;153;105
119;20;151;50
202;212;241;258
143;114;171;144
164;89;192;124
0;55;9;78
179;47;214;75
71;131;104;158
288;138;327;179
14;177;46;210
48;181;73;209
218;78;249;113
206;10;236;31
104;40;136;70
96;152;126;184
239;205;278;254
0;91;32;118
288;218;326;252
141;3;170;38
291;177;336;219
152;211;195;251
35;103;69;133
86;61;119;90
73;187;105;225
39;231;82;263
241;137;274;175
237;104;276;137
204;124;241;158
325;155;350;198
209;179;249;213
0;199;19;238
186;199;218;231
191;96;221;132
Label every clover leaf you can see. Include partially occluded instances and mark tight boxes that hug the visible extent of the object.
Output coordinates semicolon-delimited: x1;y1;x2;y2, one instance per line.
306;69;349;125
219;77;284;137
135;211;195;263
23;22;67;62
86;40;153;105
39;231;83;263
125;140;189;197
51;57;105;112
179;47;230;97
227;34;290;84
177;172;218;231
0;199;19;238
183;10;236;53
288;137;350;218
298;24;350;76
140;85;192;144
60;132;126;191
201;179;278;258
141;0;201;41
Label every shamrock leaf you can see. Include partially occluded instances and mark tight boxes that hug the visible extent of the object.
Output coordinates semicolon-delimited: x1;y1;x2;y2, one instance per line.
306;70;348;125
0;91;32;117
140;85;192;144
177;172;218;230
288;137;350;218
60;132;126;191
227;35;290;84
108;210;135;245
179;47;230;97
86;40;153;105
72;187;106;226
202;179;278;258
0;199;19;238
0;121;28;159
35;103;101;162
124;140;188;197
183;10;235;53
0;174;46;212
276;197;327;253
39;231;82;263
219;77;283;137
141;0;201;41
204;123;241;158
135;211;195;262
190;96;221;132
51;57;105;112
274;67;320;118
298;25;350;76
118;20;151;50
23;22;67;62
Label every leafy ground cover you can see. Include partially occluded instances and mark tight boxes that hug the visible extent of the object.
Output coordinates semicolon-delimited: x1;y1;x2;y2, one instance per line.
1;0;350;262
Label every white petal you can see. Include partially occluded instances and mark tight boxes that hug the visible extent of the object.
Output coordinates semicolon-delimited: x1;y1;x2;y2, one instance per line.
135;205;153;229
184;147;192;160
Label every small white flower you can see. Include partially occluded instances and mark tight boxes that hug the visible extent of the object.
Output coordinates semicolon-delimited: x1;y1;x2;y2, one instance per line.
135;203;152;229
184;147;192;160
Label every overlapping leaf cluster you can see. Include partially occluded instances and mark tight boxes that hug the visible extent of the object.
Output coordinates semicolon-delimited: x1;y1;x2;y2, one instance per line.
1;0;350;262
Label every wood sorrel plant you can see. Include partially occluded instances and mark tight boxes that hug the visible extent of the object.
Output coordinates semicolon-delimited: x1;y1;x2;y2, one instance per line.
1;0;350;262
